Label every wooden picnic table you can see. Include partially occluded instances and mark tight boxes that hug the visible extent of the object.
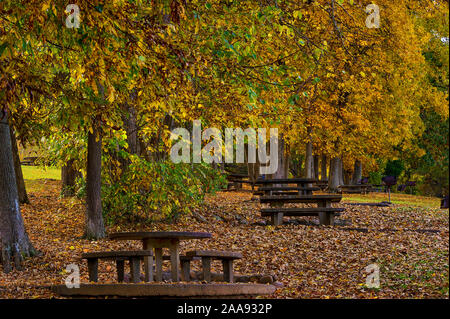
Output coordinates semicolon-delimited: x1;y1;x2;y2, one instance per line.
109;231;212;282
260;194;342;225
338;184;372;194
255;178;318;185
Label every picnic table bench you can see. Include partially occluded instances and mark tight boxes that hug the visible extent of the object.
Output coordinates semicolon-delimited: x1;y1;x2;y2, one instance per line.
260;194;343;226
21;156;38;166
183;250;242;283
226;173;254;190
338;184;372;194
315;180;329;191
81;250;153;283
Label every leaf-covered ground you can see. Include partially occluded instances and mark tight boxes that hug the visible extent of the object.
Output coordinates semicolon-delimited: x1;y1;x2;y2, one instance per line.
0;180;448;299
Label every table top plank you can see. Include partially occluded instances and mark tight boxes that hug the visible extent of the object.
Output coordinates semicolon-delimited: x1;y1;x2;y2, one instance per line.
109;231;212;241
260;194;342;203
255;178;318;184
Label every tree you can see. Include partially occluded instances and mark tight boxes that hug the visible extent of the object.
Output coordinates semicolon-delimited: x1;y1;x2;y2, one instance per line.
0;111;36;272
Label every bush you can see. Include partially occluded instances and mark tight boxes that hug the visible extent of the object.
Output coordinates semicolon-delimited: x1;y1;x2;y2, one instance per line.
101;156;226;224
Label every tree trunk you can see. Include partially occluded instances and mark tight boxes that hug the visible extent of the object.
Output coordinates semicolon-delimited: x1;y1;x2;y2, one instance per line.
9;125;29;204
85;122;105;239
272;134;288;179
119;104;138;172
351;160;362;184
313;155;319;180
328;157;341;192
0;112;36;272
338;157;344;186
61;159;79;197
304;127;314;178
320;154;327;181
305;142;314;178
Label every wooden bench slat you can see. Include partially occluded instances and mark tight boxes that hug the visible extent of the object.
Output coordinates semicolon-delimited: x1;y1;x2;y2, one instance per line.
261;207;344;217
260;195;342;203
258;186;320;191
82;250;153;259
186;250;242;259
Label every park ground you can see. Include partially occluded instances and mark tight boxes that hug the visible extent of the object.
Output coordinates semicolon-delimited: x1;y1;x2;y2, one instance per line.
0;167;448;299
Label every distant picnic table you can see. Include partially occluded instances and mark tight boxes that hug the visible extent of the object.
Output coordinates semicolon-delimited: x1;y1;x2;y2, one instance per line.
254;178;318;196
254;178;343;226
109;231;212;282
338;184;372;194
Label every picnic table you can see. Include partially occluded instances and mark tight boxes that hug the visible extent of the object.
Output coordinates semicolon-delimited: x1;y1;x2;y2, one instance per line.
109;231;211;282
338;184;372;194
260;194;343;226
254;178;319;196
255;178;317;186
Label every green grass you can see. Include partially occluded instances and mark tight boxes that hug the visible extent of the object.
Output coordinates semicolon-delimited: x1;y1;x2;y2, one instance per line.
21;165;61;180
342;192;441;209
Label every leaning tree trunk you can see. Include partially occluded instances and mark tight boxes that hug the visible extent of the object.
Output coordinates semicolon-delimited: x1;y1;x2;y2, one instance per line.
85;122;106;239
351;160;362;184
321;154;327;181
9;125;29;204
0;112;36;272
61;159;79;197
328;157;341;192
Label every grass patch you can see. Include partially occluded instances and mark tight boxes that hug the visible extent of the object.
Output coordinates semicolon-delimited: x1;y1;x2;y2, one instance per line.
342;192;441;209
22;165;61;180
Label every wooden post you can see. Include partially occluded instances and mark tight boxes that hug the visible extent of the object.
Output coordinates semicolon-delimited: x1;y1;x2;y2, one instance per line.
155;248;163;282
182;260;191;282
271;212;283;226
129;257;141;283
143;239;154;282
318;201;334;226
202;257;212;282
116;259;125;282
222;259;234;283
87;258;98;282
170;240;180;282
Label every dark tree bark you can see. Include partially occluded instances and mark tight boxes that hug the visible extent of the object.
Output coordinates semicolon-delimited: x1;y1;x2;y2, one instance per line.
272;134;288;179
328;157;341;192
351;160;362;184
313;155;320;180
85;122;105;239
9;125;29;204
119;104;138;172
338;157;344;186
61;159;79;197
320;154;327;181
0;112;36;272
304;127;314;178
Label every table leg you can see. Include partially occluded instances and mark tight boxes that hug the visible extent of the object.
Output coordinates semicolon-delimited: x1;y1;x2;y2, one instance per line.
182;260;191;282
130;257;141;283
202;257;212;282
222;259;234;283
155;248;163;282
116;259;125;282
318;201;334;226
142;239;154;282
169;240;180;282
87;258;98;282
